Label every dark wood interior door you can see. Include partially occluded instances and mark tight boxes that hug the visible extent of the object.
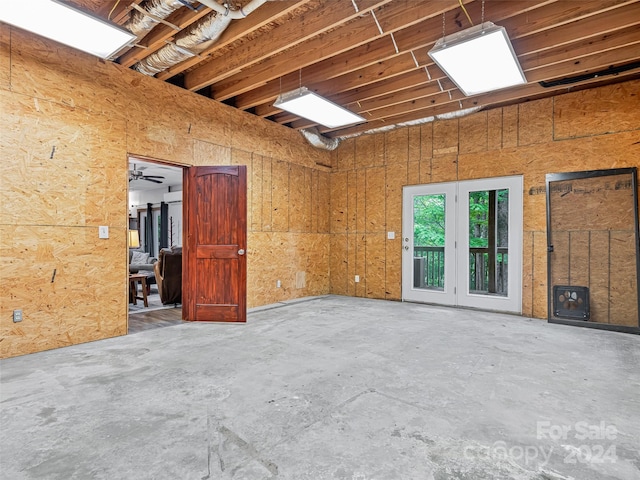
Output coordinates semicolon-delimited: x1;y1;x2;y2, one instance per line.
183;165;247;322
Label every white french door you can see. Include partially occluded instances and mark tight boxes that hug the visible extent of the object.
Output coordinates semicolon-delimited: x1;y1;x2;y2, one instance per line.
402;176;523;314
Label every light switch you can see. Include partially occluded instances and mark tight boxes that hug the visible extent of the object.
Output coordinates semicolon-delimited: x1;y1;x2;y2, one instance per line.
99;226;109;239
387;231;395;240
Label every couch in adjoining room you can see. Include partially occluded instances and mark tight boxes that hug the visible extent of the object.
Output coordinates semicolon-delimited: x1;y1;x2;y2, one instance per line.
129;249;157;288
154;247;182;305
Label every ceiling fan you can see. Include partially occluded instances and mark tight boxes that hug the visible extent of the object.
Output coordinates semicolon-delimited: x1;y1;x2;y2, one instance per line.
129;164;165;184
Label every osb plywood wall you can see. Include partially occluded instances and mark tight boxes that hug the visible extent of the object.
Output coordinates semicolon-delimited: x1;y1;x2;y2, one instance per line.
329;79;640;319
548;174;638;326
0;27;332;358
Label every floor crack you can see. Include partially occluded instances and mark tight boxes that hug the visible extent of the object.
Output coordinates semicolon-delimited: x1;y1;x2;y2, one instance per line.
219;425;279;476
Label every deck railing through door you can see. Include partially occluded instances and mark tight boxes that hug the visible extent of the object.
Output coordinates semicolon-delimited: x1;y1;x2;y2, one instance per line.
414;246;508;294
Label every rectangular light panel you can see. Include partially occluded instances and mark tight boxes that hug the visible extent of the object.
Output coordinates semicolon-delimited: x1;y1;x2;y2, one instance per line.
428;22;526;96
0;0;136;59
274;87;365;129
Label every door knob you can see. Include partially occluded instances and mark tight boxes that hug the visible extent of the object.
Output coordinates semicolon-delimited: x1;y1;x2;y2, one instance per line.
404;245;409;250
238;249;245;255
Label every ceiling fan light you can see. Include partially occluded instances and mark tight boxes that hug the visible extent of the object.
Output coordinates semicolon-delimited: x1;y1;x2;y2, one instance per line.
428;22;526;96
0;0;135;59
274;87;364;129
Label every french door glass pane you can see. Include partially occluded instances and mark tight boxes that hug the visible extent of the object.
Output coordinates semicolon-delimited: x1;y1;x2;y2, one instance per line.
413;194;446;290
468;189;509;296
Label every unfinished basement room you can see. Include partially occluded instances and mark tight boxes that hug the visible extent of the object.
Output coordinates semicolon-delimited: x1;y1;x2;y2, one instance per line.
1;1;639;479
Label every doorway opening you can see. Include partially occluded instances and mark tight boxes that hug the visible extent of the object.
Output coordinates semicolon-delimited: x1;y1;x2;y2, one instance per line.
127;156;185;333
402;176;523;314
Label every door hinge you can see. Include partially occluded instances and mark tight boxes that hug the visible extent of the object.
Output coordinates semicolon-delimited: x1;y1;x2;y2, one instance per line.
454;287;456;294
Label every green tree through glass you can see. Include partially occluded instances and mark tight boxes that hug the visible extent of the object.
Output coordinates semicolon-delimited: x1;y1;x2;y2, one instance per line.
414;194;445;246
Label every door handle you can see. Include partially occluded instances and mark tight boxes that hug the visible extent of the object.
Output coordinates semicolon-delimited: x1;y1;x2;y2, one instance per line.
238;249;245;255
404;246;409;251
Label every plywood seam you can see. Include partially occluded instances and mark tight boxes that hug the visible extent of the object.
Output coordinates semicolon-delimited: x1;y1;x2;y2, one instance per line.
485;110;489;155
268;156;273;231
516;103;521;147
551;127;640;143
500;108;504;149
383;134;388;297
588;230;591;288
608;229;611;323
8;28;12;89
552;96;556;142
568;231;572;284
287;162;292;233
406;131;410;184
530;231;535;318
312;169;316;233
516;104;521;148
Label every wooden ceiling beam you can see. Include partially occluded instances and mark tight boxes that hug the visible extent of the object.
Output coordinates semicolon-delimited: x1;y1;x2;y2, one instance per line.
211;19;381;100
325;68;640;138
345;26;640;116
97;0;143;24
155;0;308;81
497;0;636;39
183;0;393;91
266;1;639;120
118;6;212;68
285;34;640;131
236;0;554;111
254;68;432;118
523;43;640;82
282;87;456;130
290;87;463;130
260;0;637;127
521;26;640;72
357;25;640;107
210;0;473;100
514;1;640;55
82;0;640;138
320;48;640;137
238;36;399;110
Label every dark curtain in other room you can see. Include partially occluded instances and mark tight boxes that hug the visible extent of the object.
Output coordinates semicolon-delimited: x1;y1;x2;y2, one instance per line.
146;202;154;254
160;201;169;250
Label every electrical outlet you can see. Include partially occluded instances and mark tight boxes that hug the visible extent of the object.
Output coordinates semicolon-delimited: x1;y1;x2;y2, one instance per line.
13;310;23;323
276;280;282;288
355;275;360;283
98;226;109;239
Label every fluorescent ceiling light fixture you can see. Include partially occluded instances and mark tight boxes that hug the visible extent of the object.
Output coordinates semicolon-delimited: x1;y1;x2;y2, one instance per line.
0;0;136;59
428;22;526;96
274;87;365;129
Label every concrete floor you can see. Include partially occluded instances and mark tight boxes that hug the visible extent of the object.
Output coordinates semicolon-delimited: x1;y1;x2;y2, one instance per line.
1;295;639;480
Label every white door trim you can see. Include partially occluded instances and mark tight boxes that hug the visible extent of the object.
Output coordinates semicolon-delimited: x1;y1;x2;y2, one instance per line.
402;175;523;314
402;182;457;306
456;176;523;314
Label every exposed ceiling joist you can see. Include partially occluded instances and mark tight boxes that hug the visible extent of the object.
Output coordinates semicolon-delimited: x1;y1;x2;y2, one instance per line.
61;0;640;142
